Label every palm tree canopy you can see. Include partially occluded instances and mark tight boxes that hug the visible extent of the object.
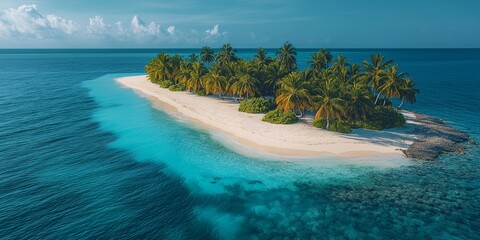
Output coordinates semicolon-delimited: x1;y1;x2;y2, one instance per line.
276;41;297;72
145;53;172;82
229;74;260;98
314;96;345;121
200;46;215;65
176;61;191;84
345;82;373;120
275;71;312;113
216;43;238;65
400;78;419;104
189;53;199;62
308;49;332;71
253;48;272;66
314;77;346;120
204;65;227;95
362;53;393;90
331;55;349;72
265;61;289;93
186;61;207;92
379;65;406;100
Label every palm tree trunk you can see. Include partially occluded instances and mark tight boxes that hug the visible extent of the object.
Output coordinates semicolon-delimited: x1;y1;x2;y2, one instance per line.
326;115;330;130
295;108;304;118
374;92;382;105
398;99;404;109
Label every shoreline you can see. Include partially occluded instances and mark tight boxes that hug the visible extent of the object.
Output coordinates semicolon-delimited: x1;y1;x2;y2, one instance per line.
116;75;423;161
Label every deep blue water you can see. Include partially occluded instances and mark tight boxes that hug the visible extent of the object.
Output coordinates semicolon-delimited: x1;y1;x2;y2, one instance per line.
0;49;479;239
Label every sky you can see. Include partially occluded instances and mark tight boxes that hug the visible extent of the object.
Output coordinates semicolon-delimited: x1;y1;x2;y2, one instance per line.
0;0;479;48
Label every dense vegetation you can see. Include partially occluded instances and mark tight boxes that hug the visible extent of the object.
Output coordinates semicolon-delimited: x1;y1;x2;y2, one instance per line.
313;118;352;133
146;42;419;132
354;106;406;130
262;110;298;124
239;98;275;113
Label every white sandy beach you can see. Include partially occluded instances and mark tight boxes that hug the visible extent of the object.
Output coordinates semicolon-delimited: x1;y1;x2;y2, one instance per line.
117;75;421;159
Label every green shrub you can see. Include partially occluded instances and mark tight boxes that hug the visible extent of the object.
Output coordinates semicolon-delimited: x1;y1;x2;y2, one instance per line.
356;106;405;130
355;120;382;130
168;83;186;91
238;98;276;113
262;109;297;124
148;76;159;83
196;89;207;96
331;120;352;133
313;118;328;128
158;80;174;88
313;118;352;133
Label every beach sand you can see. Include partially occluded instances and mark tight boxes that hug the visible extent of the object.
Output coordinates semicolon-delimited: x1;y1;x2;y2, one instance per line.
116;75;421;160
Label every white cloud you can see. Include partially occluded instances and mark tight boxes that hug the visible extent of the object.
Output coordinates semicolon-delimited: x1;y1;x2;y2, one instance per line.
131;15;160;40
46;15;77;34
87;16;110;35
114;21;128;37
0;4;78;39
204;24;227;42
86;16;132;41
0;4;229;47
206;24;221;37
167;26;175;35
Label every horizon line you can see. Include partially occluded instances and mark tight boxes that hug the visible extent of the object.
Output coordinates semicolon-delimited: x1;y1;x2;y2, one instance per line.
1;47;479;50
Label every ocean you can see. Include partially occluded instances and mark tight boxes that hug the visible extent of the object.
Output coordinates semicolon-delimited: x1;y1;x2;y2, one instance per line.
0;49;479;239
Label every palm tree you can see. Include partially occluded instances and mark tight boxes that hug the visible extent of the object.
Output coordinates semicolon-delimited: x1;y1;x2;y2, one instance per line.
221;61;237;81
275;71;312;117
345;81;373;121
346;63;364;89
331;55;349;72
362;54;393;104
276;41;297;72
248;60;267;95
229;74;259;98
169;54;183;83
204;65;227;98
200;46;215;67
145;53;172;83
176;61;191;84
189;53;199;62
349;64;361;81
233;59;251;76
253;48;272;67
186;62;206;92
216;43;238;65
145;59;159;81
314;78;346;129
264;62;289;95
335;65;350;90
398;78;419;108
309;49;332;71
378;65;406;106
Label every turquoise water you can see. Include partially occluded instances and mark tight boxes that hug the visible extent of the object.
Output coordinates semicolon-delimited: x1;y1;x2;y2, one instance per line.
1;49;479;239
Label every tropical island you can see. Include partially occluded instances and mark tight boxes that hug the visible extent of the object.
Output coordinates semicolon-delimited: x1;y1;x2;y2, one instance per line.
118;42;469;160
